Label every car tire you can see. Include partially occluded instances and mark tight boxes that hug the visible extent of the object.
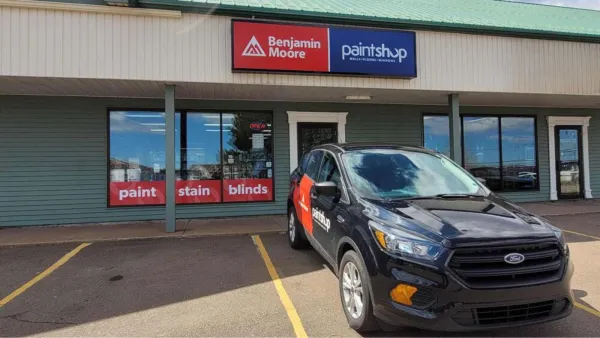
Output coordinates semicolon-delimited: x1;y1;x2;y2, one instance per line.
339;250;379;333
288;207;309;249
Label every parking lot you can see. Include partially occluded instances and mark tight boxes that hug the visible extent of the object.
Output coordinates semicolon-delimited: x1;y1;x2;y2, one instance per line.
1;213;600;337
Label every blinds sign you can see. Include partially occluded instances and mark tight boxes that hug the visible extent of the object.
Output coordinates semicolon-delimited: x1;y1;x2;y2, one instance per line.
232;20;417;78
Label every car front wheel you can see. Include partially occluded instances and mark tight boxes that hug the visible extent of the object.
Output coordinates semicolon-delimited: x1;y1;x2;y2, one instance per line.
339;250;379;332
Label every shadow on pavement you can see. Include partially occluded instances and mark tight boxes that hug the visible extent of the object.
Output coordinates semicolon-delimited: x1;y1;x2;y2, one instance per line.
0;236;322;336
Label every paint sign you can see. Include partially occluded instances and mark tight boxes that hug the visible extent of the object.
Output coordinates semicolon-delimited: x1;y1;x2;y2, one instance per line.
232;20;417;78
109;179;272;206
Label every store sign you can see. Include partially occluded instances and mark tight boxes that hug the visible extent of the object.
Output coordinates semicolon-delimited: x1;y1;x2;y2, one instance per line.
110;181;166;206
176;180;221;204
109;179;272;206
249;121;267;131
223;178;273;202
232;20;417;78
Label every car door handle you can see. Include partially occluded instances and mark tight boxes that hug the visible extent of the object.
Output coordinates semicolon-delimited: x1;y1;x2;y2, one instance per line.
336;215;345;223
310;192;318;200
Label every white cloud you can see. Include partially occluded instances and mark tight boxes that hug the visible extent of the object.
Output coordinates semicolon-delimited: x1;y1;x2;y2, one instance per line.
508;0;600;10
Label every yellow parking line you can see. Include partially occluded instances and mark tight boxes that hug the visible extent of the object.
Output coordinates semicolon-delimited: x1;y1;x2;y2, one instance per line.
251;235;308;338
0;243;91;308
574;301;600;318
563;230;600;241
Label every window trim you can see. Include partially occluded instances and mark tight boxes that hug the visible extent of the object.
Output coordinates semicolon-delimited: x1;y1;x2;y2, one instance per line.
422;113;540;193
107;108;276;207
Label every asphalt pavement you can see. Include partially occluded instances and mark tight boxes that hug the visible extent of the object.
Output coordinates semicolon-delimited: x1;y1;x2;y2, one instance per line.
1;215;600;337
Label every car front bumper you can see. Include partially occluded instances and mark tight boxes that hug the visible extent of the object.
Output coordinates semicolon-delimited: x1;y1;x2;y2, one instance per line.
370;257;575;332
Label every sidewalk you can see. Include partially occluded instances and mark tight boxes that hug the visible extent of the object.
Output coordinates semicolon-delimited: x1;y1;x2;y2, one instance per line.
519;199;600;216
0;216;286;247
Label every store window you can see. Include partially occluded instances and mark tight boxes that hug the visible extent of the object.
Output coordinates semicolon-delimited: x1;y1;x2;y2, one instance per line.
422;114;538;192
463;116;537;191
221;112;274;202
422;115;450;156
108;110;274;206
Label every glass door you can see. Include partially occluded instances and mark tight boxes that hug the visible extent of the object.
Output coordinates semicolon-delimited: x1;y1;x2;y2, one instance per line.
555;126;583;199
297;123;337;161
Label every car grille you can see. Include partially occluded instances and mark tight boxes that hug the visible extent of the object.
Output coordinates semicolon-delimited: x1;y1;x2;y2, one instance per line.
448;241;564;289
452;299;569;326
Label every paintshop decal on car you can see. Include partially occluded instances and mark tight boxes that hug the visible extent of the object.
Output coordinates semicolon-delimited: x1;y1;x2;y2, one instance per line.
312;207;331;232
293;175;314;234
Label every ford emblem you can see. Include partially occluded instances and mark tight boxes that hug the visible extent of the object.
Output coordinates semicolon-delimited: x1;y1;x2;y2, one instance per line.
504;253;525;264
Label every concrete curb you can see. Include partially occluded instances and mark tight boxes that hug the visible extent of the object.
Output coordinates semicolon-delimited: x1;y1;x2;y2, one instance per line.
0;229;287;248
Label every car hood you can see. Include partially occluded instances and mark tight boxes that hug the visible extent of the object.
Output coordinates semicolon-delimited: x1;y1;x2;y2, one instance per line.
366;194;556;245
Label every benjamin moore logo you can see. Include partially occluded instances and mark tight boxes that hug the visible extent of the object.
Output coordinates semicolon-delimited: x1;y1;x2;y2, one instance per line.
242;36;266;57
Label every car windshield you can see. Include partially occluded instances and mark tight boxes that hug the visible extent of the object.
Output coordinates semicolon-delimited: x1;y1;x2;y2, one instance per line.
342;149;485;200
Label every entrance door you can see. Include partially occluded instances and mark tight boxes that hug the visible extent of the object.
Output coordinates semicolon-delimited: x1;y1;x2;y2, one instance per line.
555;126;584;199
297;123;337;161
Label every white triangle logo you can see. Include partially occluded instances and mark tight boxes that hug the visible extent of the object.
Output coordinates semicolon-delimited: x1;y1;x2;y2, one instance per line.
242;36;266;57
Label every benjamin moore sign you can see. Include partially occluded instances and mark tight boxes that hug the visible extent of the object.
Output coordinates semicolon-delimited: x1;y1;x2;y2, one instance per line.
232;20;417;78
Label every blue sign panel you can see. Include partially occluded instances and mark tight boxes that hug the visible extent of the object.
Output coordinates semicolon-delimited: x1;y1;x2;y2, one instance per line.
328;28;417;78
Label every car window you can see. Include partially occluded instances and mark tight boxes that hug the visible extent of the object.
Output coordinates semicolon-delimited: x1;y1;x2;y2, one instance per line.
342;149;485;200
299;152;311;174
304;151;324;179
317;153;342;187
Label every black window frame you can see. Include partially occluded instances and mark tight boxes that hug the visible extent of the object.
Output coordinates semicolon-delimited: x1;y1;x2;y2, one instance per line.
421;113;540;193
107;108;276;207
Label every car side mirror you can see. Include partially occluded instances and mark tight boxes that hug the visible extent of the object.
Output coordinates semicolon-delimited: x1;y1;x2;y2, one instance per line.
314;181;338;197
476;177;487;185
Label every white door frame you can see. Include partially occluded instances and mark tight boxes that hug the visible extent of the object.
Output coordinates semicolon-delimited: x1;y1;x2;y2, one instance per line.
287;111;348;172
547;116;592;200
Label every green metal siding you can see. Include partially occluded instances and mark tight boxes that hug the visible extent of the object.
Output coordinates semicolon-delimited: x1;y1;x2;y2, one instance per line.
1;96;599;227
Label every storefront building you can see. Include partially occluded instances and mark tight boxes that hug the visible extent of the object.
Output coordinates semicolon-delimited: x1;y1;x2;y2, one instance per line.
1;0;600;228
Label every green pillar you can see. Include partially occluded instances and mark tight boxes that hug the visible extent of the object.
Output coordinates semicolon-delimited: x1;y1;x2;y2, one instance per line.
165;84;176;233
448;93;462;165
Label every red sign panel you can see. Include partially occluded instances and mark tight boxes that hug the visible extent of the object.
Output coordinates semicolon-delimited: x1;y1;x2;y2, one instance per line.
223;178;274;202
110;179;272;206
232;21;329;72
176;180;221;204
110;181;166;206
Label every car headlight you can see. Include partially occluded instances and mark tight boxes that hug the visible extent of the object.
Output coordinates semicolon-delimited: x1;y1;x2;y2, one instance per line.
368;220;445;261
543;222;569;254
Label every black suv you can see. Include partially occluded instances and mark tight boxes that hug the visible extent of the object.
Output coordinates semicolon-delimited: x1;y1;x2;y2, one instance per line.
287;143;573;332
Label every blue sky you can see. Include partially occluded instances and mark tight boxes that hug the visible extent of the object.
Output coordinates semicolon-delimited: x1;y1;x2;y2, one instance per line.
512;0;600;9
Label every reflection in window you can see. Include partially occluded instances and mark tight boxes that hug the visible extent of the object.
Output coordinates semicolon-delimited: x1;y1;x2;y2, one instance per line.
109;111;180;183
501;117;537;190
221;112;273;180
181;113;222;180
463;116;537;192
423;116;450;156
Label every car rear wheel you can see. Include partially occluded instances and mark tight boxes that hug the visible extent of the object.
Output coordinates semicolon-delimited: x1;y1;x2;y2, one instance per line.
288;207;309;249
339;250;379;332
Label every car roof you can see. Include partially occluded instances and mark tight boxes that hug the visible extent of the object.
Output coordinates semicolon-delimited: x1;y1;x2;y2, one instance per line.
312;142;435;155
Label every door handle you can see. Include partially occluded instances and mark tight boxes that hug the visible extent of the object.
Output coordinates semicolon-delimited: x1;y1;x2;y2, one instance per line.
310;192;318;200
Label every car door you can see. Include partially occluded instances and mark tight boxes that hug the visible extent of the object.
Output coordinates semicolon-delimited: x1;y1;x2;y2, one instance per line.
311;151;350;258
292;150;324;237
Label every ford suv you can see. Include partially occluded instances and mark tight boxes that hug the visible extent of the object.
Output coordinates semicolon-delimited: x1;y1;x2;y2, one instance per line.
287;143;573;332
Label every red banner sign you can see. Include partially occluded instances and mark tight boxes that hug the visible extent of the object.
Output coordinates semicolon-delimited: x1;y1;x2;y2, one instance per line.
110;179;272;206
223;178;274;202
110;181;166;206
232;21;329;72
176;180;221;204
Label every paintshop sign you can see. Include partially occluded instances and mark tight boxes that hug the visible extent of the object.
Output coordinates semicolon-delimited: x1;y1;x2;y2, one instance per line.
232;20;417;78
